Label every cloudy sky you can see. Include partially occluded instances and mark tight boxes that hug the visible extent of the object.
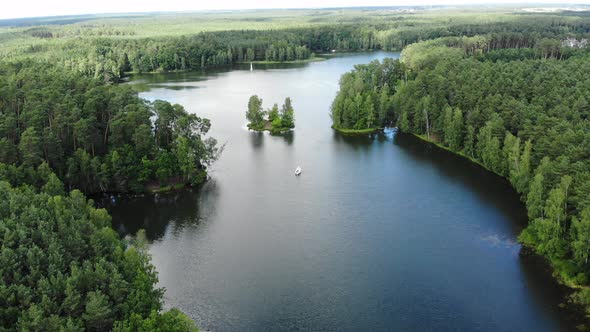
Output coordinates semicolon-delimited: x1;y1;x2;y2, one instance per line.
0;0;582;20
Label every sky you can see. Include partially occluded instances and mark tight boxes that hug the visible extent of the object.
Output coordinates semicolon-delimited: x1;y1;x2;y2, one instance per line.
0;0;586;20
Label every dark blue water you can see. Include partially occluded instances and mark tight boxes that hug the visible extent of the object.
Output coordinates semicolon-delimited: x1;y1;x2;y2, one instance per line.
109;52;575;331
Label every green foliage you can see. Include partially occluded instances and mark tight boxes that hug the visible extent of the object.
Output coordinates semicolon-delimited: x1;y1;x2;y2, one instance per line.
476;119;502;173
0;181;186;331
571;209;590;268
42;172;65;196
401;40;464;70
331;58;401;130
527;173;545;220
18;128;43;166
133;124;155;156
443;107;464;151
280;97;295;129
83;291;114;331
398;112;410;133
246;95;265;129
113;308;198;332
512;140;532;194
462;125;476;158
544;176;572;229
271;117;282;129
4;7;586;79
0;60;218;193
268;104;280;122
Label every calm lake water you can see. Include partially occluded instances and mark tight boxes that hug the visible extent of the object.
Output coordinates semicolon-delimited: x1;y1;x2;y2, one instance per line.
109;52;576;331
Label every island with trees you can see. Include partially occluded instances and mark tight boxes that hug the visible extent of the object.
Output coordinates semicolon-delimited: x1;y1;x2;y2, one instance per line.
246;95;295;134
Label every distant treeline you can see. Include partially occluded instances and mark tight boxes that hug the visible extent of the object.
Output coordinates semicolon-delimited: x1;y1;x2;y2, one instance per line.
0;61;221;194
3;14;590;82
331;33;589;131
59;21;590;81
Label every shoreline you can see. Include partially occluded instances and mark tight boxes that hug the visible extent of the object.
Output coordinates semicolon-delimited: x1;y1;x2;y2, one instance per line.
87;172;209;199
239;57;327;65
122;50;403;77
332;126;381;135
90;177;209;205
409;131;590;327
123;57;329;77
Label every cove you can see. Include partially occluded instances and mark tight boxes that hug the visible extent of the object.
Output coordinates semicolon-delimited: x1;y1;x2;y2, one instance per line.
104;52;577;331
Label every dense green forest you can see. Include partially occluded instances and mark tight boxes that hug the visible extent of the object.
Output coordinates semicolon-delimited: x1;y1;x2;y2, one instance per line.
0;178;198;330
0;61;221;194
330;33;589;130
331;57;401;132
3;7;590;82
330;35;590;313
0;62;207;328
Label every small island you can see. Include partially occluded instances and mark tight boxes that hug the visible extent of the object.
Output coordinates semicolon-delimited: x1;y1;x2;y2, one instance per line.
246;95;295;134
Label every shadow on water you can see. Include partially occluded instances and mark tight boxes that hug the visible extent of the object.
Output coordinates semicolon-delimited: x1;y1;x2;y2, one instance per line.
97;180;220;242
519;252;583;331
271;130;294;145
249;131;264;149
128;71;212;89
393;132;528;232
331;128;395;150
331;129;527;234
129;61;313;89
392;132;581;331
148;84;201;91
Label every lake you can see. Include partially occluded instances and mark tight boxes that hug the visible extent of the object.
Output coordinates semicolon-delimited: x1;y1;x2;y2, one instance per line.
108;52;576;331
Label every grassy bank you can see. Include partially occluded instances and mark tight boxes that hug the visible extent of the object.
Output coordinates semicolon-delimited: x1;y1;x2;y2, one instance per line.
332;126;381;135
145;170;208;194
412;133;487;169
248;121;293;134
148;183;188;193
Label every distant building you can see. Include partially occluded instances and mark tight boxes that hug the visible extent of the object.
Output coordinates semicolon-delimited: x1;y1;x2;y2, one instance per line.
562;37;589;48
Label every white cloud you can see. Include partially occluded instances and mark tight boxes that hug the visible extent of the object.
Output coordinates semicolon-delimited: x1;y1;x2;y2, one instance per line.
0;0;583;20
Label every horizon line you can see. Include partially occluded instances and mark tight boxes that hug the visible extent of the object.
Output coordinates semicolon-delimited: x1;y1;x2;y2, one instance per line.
1;2;588;22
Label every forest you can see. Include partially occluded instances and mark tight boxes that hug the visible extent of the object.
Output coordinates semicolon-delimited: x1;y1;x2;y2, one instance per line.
330;35;590;313
3;8;590;82
2;5;590;330
0;60;212;330
0;60;221;194
0;178;198;330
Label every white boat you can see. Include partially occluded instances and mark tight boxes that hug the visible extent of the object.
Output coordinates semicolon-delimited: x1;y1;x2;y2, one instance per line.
295;166;302;176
